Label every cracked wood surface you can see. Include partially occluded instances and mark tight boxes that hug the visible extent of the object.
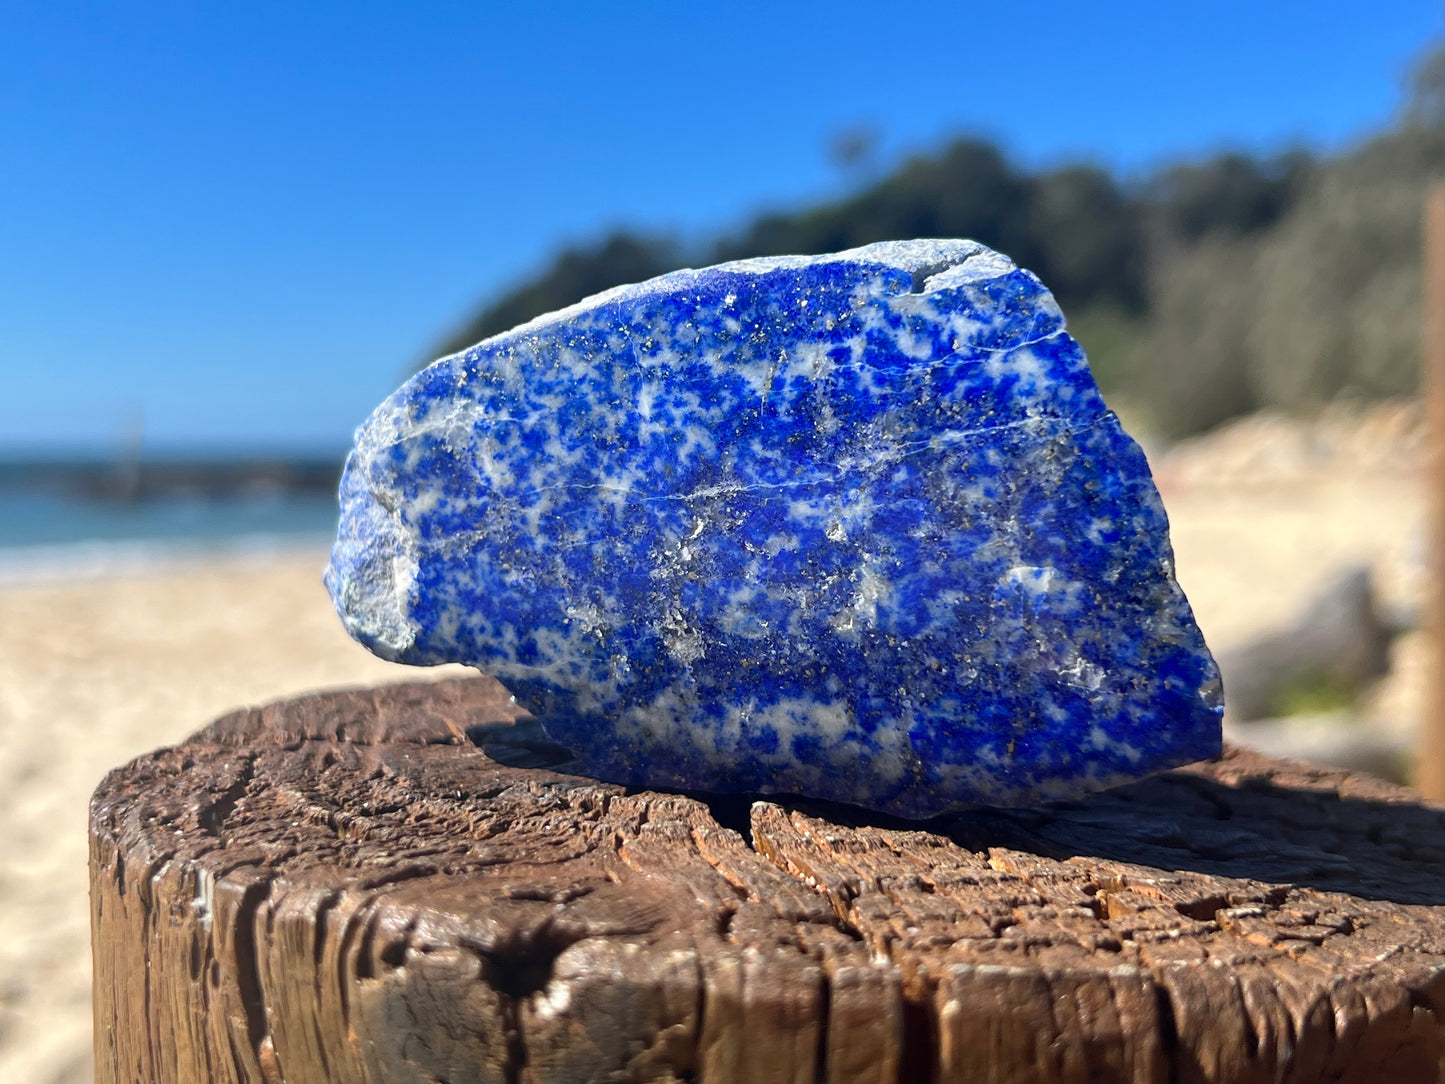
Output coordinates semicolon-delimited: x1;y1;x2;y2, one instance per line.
91;676;1445;1084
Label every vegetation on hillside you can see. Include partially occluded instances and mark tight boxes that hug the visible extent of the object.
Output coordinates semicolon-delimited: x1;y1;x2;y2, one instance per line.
433;47;1445;438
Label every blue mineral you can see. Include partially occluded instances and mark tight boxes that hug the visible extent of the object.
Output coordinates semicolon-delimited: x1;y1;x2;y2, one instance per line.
325;239;1222;817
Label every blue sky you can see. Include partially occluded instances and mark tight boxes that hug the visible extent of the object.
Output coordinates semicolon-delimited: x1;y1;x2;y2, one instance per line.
2;1;1441;454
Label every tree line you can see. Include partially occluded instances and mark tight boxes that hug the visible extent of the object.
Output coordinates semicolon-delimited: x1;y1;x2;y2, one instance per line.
432;49;1445;438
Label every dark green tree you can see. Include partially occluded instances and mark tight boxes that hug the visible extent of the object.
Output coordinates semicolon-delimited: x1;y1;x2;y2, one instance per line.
431;43;1445;440
431;232;680;360
1144;151;1313;243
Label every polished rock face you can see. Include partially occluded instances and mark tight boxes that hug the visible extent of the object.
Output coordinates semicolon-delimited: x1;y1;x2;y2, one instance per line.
326;239;1222;817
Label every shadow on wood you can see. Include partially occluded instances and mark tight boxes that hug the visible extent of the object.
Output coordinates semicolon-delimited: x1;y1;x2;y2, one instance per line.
91;676;1445;1084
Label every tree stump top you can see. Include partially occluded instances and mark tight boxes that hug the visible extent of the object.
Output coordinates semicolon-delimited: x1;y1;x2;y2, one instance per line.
91;677;1445;1084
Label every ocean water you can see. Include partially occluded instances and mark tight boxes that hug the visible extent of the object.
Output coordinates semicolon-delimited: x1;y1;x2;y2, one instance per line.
0;488;342;582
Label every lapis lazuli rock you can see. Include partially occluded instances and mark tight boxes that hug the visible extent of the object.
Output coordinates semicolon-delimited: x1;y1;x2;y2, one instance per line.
326;239;1222;817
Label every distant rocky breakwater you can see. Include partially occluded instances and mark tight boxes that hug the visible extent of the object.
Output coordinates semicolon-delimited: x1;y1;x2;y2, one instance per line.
0;455;344;503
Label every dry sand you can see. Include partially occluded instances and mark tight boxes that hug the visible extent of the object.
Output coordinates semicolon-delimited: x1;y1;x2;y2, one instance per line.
0;402;1430;1082
0;554;473;1083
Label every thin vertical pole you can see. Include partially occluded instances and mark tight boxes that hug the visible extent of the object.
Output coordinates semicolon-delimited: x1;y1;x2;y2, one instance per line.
1417;183;1445;799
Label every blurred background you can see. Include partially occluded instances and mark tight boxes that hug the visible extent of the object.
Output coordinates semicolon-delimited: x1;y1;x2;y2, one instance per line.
3;3;1445;1080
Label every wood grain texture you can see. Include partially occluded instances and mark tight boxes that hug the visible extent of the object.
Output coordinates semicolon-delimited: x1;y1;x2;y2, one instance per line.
91;676;1445;1084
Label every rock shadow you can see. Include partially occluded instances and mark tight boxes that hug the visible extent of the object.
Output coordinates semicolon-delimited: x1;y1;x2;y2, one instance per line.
459;703;1445;908
771;758;1445;907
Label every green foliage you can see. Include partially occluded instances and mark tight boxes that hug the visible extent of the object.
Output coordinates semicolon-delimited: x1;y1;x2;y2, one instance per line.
1267;668;1364;718
1063;305;1146;407
432;233;680;359
1135;125;1445;436
1131;235;1265;436
432;138;1162;367
1143;151;1313;243
432;47;1445;438
714;141;1144;315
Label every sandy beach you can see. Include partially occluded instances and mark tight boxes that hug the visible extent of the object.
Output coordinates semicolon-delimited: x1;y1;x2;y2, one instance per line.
0;403;1430;1083
0;554;474;1083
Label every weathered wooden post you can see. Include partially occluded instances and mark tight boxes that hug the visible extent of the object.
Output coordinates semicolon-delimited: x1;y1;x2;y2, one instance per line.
92;677;1445;1083
1419;182;1445;800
